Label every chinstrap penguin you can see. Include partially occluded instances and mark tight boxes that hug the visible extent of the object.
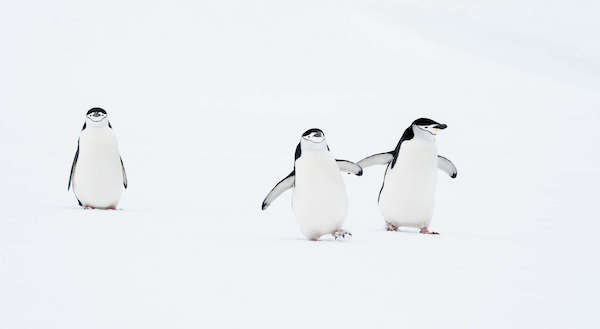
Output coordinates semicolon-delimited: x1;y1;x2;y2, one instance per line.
68;108;128;209
358;118;457;234
262;129;363;241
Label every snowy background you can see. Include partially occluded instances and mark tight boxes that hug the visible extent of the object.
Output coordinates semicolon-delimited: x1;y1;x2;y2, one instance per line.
1;1;599;328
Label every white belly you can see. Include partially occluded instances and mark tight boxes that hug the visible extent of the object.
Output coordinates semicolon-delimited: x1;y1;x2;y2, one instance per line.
379;139;438;228
293;152;348;239
73;128;123;209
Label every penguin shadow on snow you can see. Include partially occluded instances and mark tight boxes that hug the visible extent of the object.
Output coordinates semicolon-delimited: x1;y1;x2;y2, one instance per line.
265;233;369;244
51;205;126;213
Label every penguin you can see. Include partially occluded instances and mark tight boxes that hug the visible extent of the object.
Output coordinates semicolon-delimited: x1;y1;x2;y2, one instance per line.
68;108;127;209
261;129;363;241
358;118;457;234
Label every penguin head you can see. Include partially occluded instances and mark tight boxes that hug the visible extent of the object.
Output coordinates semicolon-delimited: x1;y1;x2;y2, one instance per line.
412;118;447;136
300;128;328;151
85;107;108;126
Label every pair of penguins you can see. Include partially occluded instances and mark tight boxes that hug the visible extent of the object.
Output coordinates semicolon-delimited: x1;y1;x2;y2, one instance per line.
69;108;457;240
262;118;458;241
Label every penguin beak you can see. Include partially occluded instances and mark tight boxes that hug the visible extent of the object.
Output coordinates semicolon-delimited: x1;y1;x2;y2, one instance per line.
434;124;447;130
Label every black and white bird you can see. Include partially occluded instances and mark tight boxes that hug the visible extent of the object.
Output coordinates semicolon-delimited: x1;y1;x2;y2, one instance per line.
358;118;457;234
262;129;363;241
68;108;127;209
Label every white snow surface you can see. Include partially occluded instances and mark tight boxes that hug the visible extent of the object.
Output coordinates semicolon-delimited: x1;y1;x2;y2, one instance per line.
1;1;599;328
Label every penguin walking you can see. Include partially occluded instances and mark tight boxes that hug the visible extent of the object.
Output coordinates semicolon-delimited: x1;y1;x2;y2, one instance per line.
262;129;363;241
358;118;457;234
68;108;127;209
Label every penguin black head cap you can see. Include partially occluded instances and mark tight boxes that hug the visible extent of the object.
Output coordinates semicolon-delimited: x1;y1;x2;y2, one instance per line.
87;107;107;115
412;118;447;129
302;128;324;137
412;118;438;126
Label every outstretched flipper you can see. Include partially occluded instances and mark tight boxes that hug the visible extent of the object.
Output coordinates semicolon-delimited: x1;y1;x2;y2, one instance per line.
120;157;128;188
357;152;394;169
336;159;363;176
262;171;295;210
437;155;457;178
68;141;79;190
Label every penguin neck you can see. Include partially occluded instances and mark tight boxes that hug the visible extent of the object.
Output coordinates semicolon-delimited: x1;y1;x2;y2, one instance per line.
300;139;329;152
412;125;437;142
85;119;109;129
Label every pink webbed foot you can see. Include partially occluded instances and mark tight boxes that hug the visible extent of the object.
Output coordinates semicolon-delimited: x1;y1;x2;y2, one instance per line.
332;230;352;240
419;227;439;235
385;221;399;232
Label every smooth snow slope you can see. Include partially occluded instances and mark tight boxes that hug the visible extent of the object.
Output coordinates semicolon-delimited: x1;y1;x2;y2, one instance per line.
1;1;599;328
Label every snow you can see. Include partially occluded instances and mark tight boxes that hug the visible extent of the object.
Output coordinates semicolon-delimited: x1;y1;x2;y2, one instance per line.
1;1;599;328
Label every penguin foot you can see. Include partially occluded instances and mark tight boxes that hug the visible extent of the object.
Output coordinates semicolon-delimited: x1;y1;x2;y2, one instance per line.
333;230;352;240
83;205;94;210
385;221;399;232
419;227;439;235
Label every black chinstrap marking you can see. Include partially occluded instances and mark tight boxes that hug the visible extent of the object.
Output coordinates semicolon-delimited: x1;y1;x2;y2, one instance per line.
417;125;436;136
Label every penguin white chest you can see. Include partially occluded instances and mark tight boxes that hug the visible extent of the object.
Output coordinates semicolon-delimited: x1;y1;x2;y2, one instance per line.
379;139;438;227
73;128;123;208
293;152;348;239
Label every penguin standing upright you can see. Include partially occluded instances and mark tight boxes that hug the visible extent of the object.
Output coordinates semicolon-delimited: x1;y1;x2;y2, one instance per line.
359;118;457;234
262;129;363;241
68;108;127;209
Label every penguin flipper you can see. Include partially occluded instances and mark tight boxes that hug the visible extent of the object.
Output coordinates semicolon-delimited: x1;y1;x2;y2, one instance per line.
68;141;79;191
357;152;394;169
120;157;128;188
336;159;363;176
262;171;295;210
438;155;457;178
